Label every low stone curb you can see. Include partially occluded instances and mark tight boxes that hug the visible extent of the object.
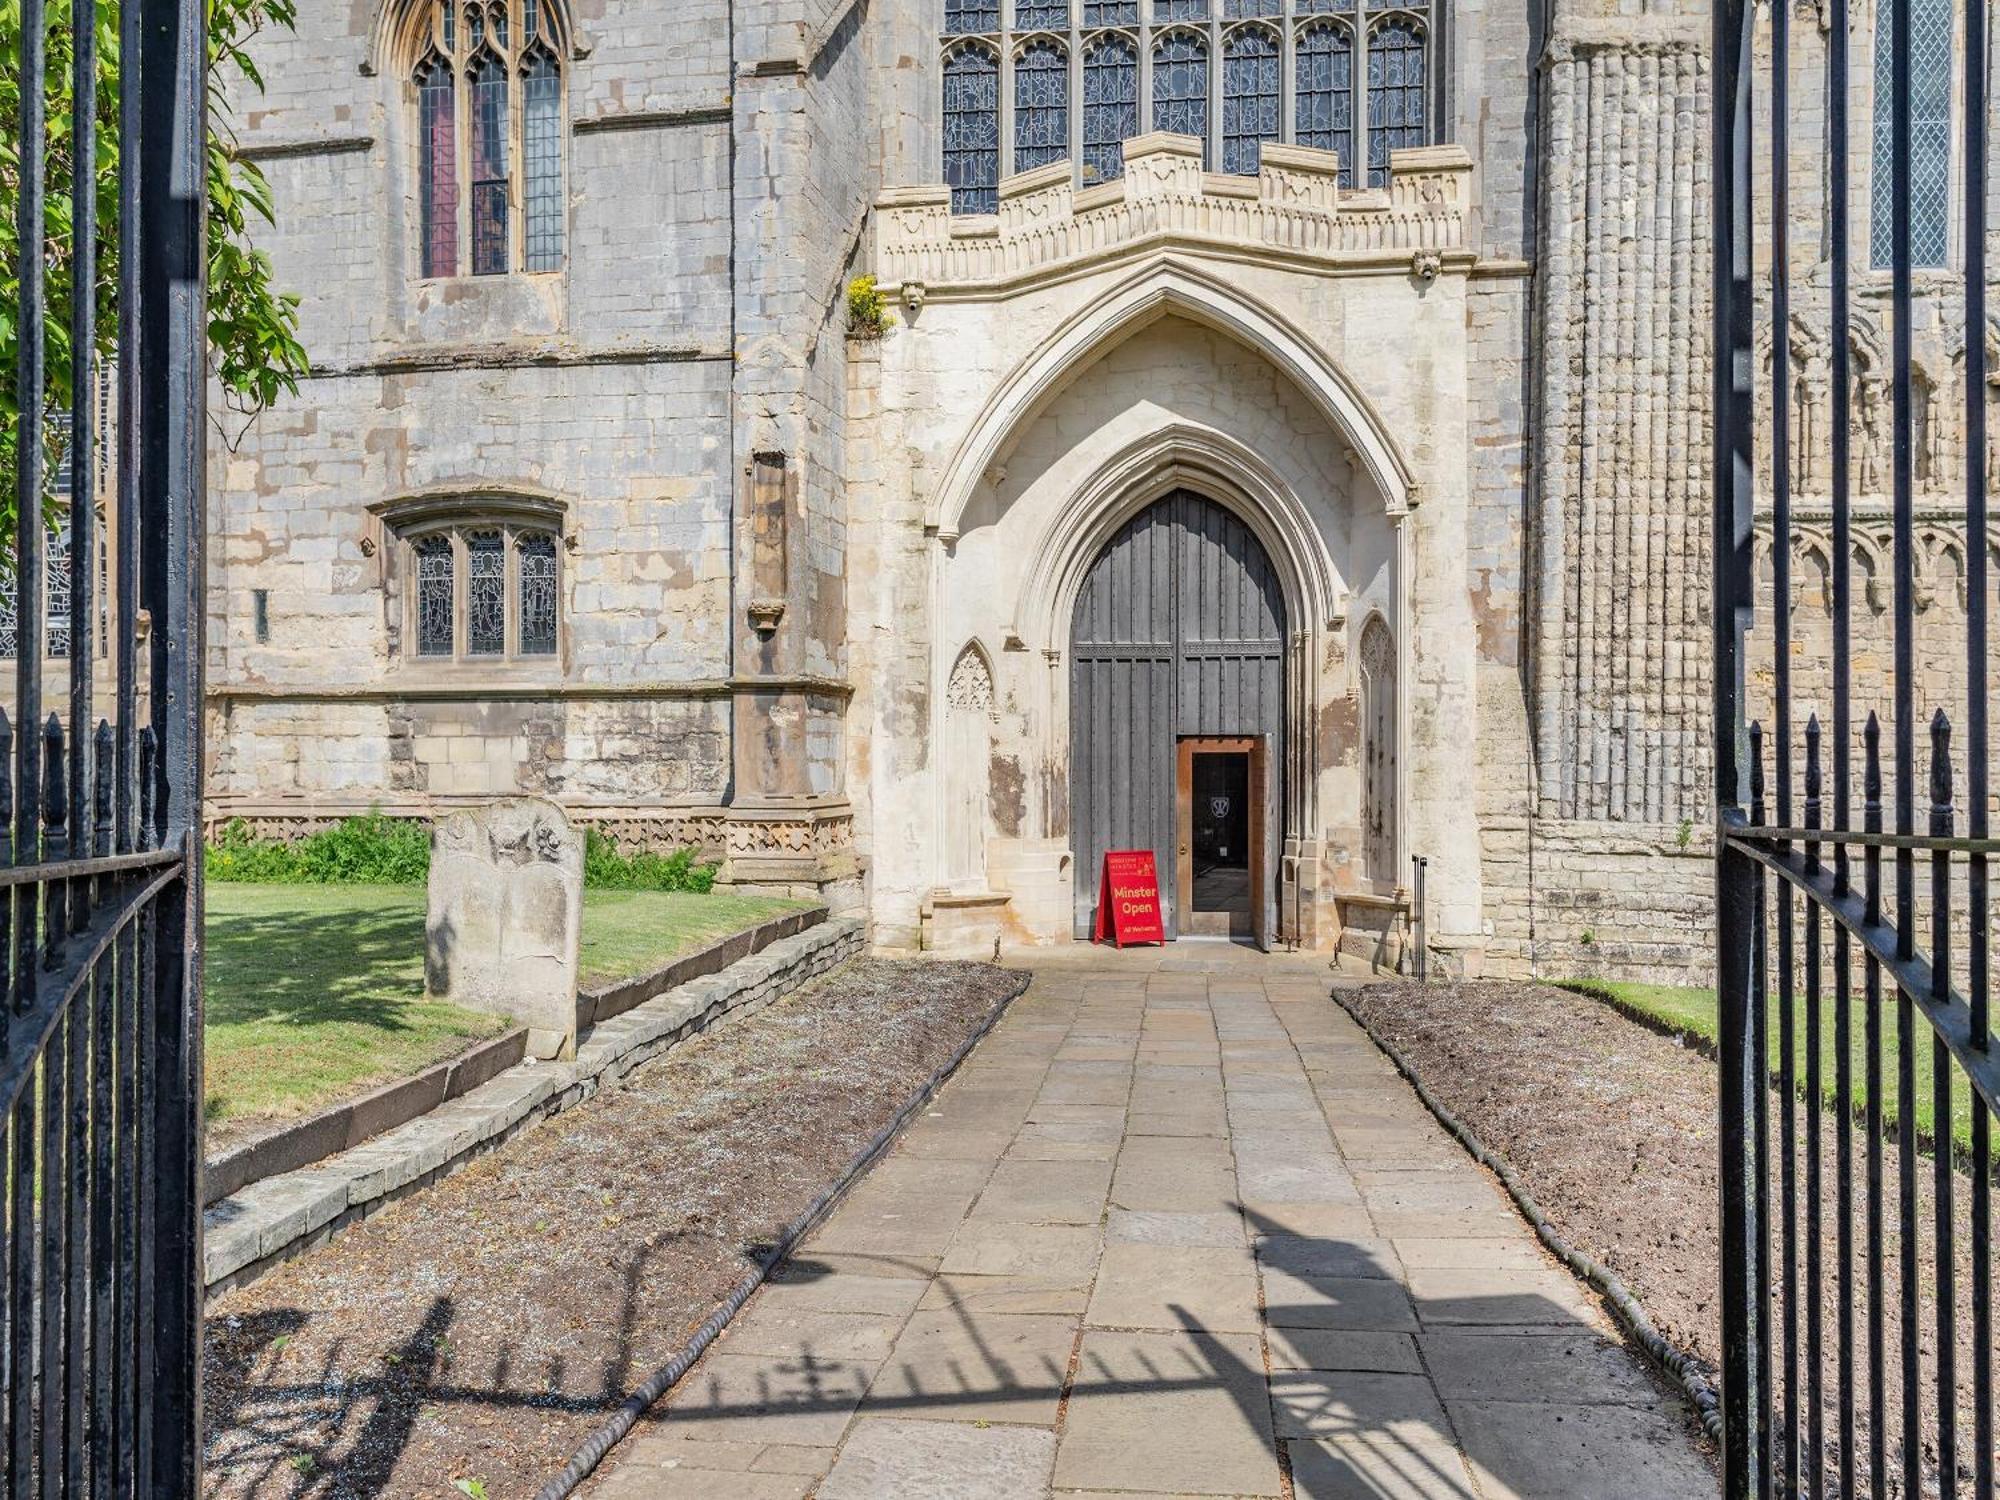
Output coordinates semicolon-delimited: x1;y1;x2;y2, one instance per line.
202;1027;531;1208
202;916;865;1297
575;903;827;1030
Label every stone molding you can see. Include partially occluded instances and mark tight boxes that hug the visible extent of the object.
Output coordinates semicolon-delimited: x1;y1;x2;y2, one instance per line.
874;135;1475;296
922;256;1422;539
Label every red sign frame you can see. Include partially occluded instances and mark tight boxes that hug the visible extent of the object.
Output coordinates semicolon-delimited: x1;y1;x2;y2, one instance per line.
1093;849;1166;947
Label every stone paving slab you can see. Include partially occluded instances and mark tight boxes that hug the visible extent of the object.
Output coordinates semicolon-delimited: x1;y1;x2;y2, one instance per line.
600;948;1718;1499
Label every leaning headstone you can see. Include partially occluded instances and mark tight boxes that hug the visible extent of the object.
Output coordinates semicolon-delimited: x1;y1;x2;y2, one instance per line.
425;797;584;1060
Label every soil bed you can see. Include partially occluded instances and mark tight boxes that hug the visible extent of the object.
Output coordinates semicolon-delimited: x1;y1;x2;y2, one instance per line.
1349;978;1983;1497
202;957;1026;1500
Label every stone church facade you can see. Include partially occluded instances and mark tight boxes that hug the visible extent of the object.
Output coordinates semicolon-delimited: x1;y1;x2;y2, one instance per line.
201;0;1996;977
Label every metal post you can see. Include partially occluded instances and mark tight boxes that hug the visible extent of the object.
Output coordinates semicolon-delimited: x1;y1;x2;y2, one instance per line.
1410;854;1428;983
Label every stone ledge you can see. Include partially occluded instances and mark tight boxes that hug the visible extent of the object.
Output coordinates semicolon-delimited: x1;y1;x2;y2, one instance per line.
203;917;866;1296
575;903;828;1029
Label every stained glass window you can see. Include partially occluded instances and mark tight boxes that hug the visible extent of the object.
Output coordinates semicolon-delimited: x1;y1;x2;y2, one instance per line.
1365;16;1425;186
1151;31;1208;160
1016;0;1069;26
1221;26;1280;174
1156;0;1208;18
1082;0;1137;21
1295;22;1353;182
523;47;564;271
1015;40;1071;174
467;530;507;654
1870;0;1953;267
416;536;455;656
1081;33;1139;183
519;533;558;655
944;44;1002;213
945;0;1000;32
412;0;566;277
1224;0;1281;14
417;54;459;277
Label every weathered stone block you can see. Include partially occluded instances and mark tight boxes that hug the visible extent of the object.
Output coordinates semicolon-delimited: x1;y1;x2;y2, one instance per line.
426;798;585;1060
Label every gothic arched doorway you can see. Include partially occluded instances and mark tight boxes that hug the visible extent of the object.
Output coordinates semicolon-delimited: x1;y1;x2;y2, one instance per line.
1069;490;1286;945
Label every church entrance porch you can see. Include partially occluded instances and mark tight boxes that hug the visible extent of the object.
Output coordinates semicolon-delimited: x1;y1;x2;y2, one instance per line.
1069;490;1286;947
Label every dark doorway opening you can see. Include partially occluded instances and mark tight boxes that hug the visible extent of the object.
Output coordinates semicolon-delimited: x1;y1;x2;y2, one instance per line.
1175;735;1267;942
1191;753;1250;914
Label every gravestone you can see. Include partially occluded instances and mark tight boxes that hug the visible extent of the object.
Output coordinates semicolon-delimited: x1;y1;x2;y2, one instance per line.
425;797;584;1060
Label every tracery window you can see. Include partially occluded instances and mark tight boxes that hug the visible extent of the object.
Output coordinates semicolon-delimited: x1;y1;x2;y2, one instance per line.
1221;26;1280;175
944;43;1002;213
940;0;1436;207
1152;31;1210;158
412;0;568;278
1081;33;1139;184
1294;21;1354;183
1015;39;1071;174
400;520;561;664
1869;0;1953;267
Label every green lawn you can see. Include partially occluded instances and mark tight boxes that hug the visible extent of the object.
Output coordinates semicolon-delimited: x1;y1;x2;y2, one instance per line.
1557;977;1978;1158
204;884;808;1148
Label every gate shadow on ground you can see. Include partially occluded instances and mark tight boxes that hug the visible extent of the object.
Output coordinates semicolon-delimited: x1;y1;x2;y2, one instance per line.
202;1222;1653;1497
642;1216;1632;1500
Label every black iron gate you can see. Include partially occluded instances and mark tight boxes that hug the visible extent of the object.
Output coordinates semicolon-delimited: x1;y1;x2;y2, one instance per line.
3;0;209;1490
1713;0;1994;1487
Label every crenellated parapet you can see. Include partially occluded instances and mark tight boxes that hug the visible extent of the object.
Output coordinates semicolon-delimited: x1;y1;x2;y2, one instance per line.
873;134;1475;295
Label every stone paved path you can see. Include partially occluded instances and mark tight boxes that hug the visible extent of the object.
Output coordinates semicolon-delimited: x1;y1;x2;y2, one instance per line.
594;949;1717;1499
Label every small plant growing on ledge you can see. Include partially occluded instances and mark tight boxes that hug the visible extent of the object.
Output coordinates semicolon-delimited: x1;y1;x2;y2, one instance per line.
846;275;895;339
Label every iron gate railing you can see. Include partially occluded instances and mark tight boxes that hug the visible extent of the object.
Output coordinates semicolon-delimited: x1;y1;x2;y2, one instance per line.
1714;0;1995;1486
2;0;208;1491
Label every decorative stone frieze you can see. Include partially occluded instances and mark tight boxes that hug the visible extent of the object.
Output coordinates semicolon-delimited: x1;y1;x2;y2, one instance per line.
874;135;1474;295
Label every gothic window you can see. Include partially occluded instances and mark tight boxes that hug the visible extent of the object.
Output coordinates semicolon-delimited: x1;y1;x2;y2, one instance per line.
1015;40;1071;174
1365;14;1426;186
940;0;1438;208
1870;0;1953;267
0;520;84;660
1221;25;1280;174
1295;22;1353;182
400;519;562;664
411;0;568;279
1082;33;1140;183
946;0;1000;33
1152;31;1210;161
944;43;1002;213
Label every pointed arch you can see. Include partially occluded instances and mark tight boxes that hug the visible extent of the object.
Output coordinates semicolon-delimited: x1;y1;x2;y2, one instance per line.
928;258;1417;543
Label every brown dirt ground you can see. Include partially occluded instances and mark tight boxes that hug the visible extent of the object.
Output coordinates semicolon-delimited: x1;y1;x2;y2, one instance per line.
1349;978;1987;1498
202;957;1027;1500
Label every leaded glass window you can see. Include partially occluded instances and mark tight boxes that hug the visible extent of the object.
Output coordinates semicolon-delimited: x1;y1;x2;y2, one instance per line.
944;43;1002;213
1365;15;1425;186
416;536;455;657
1870;0;1953;267
412;0;569;278
1015;40;1071;174
1152;31;1209;160
519;534;558;656
946;0;1000;32
0;519;87;661
467;530;506;654
940;0;1438;209
403;523;561;664
1221;26;1280;174
1296;21;1354;183
1082;33;1139;182
522;47;565;272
